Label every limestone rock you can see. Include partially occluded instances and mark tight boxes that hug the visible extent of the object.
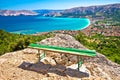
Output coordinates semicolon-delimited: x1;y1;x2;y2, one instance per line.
23;48;38;54
0;33;120;80
37;34;86;66
41;57;56;66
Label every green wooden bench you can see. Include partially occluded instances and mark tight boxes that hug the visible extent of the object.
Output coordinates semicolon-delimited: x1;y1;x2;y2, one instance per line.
28;43;96;71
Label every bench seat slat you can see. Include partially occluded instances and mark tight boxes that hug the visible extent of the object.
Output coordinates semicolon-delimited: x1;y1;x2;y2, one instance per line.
28;43;96;57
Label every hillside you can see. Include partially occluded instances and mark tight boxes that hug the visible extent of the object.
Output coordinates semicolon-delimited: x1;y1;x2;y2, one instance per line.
0;30;120;64
42;3;120;21
62;3;120;21
0;30;52;55
74;32;120;64
0;34;120;80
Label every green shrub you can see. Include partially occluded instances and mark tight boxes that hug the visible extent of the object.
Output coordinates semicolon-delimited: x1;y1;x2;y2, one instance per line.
74;32;120;64
0;30;52;55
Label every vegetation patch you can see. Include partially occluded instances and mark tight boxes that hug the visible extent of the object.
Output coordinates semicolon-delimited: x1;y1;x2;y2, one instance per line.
74;32;120;64
0;30;52;55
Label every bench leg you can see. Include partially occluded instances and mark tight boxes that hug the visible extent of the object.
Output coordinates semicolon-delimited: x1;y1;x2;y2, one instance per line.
38;50;40;62
39;50;45;61
77;56;82;71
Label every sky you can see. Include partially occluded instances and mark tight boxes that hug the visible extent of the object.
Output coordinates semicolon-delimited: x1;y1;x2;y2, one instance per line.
0;0;120;10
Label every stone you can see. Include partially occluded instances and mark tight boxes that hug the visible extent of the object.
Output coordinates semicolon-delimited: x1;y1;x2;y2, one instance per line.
23;48;38;54
41;57;56;66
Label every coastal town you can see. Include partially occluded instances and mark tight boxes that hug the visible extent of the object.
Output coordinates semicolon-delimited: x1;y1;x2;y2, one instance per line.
81;18;120;37
90;18;120;36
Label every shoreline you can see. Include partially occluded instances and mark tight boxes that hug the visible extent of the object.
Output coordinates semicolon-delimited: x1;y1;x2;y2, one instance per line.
80;18;92;36
32;18;92;36
4;17;91;36
78;18;91;30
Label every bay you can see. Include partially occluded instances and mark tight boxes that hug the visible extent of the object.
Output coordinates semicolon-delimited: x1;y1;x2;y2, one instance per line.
0;16;90;34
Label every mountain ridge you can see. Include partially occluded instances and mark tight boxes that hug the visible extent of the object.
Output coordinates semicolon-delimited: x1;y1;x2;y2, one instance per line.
34;3;120;21
1;3;119;18
60;3;120;20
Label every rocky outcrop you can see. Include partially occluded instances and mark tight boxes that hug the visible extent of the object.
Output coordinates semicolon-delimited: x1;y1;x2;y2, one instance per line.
38;34;120;79
37;33;85;49
0;34;120;80
37;34;86;66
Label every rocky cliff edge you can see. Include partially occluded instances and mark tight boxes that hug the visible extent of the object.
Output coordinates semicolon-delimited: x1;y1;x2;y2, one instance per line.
0;34;120;80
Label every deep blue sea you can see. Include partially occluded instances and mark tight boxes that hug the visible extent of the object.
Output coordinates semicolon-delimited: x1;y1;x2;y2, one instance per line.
0;16;90;34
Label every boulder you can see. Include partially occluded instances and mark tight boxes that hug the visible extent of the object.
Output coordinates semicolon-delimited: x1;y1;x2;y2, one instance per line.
41;57;56;66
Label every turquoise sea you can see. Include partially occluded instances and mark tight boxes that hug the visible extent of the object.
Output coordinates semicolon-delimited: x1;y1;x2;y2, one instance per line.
0;16;90;34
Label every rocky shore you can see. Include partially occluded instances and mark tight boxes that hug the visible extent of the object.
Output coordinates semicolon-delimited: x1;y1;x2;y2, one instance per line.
0;34;120;80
